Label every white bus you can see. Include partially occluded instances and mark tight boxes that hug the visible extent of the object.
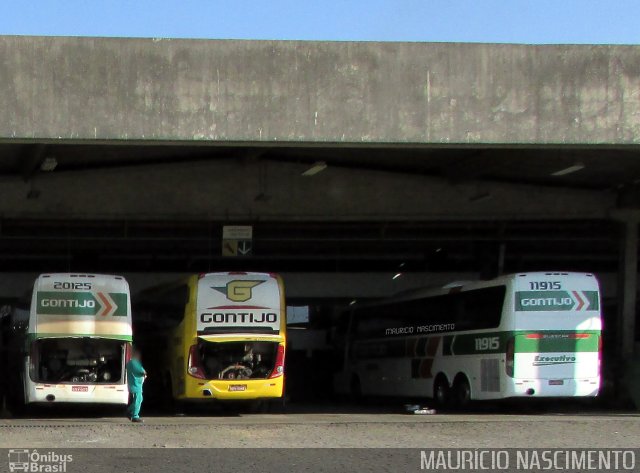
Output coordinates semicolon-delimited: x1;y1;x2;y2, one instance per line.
7;274;132;408
335;272;602;406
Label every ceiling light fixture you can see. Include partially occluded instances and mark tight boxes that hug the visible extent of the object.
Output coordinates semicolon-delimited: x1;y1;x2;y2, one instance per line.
301;161;327;177
40;157;58;172
551;164;584;177
392;273;402;280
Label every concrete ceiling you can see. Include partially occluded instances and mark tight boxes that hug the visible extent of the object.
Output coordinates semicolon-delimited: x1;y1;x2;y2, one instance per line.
0;143;622;274
1;143;639;191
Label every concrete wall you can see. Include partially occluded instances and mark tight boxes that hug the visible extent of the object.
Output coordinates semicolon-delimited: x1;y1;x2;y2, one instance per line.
0;37;639;145
0;159;612;220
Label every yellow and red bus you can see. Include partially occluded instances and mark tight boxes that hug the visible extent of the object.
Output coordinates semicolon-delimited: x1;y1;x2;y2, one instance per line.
136;272;286;404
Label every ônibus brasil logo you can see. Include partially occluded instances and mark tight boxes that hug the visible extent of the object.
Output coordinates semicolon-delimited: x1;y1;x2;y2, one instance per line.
515;290;599;312
8;449;73;472
213;280;264;303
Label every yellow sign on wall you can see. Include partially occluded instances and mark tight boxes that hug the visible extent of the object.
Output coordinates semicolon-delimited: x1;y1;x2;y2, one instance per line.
221;226;253;257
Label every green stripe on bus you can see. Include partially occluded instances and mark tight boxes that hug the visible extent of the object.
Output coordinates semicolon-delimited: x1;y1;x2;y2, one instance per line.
109;293;129;317
515;291;599;311
514;331;599;353
442;331;600;355
36;291;128;316
443;332;510;355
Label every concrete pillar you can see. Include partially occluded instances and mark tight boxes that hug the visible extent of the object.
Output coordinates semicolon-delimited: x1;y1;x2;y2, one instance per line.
618;216;639;358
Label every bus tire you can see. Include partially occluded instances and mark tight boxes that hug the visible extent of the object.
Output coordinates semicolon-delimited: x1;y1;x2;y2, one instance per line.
452;374;471;409
433;375;450;408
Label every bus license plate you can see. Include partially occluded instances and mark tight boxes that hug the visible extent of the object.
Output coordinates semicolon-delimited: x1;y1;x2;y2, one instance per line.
229;385;247;392
548;380;564;386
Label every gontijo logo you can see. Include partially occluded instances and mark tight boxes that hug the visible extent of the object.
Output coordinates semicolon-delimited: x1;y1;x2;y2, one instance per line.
213;280;264;303
199;279;278;328
515;290;599;312
36;291;128;317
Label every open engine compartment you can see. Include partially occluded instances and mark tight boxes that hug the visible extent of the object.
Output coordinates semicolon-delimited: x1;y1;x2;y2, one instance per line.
197;340;278;380
31;338;126;384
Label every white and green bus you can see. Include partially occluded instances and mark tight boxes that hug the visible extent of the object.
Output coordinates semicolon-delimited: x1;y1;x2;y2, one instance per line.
7;273;133;409
335;272;602;406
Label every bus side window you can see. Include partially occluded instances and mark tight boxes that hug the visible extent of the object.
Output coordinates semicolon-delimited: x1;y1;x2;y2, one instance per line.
405;294;457;328
456;286;506;330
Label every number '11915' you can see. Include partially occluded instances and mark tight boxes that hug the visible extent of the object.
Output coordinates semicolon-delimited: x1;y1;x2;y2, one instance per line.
529;281;561;290
475;337;499;351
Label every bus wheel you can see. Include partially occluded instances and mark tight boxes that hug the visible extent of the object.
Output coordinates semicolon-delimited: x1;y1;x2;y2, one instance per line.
433;375;450;408
452;375;471;409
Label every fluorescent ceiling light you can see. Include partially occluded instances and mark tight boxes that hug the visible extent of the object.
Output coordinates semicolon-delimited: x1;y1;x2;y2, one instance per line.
40;157;58;172
551;164;584;177
392;273;402;280
301;161;327;176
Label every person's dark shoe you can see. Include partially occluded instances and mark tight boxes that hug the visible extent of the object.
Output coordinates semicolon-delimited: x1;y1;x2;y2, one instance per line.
131;417;144;423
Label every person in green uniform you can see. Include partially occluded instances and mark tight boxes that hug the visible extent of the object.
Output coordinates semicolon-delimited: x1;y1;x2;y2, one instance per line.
126;347;147;423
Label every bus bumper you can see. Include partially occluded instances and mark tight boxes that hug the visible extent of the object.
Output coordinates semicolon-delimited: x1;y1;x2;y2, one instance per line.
27;383;129;404
505;377;600;398
182;376;284;401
